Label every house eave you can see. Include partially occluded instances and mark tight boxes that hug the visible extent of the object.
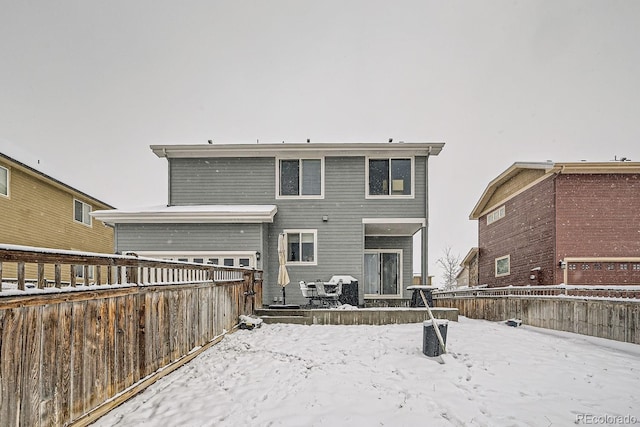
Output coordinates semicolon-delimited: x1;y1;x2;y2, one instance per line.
470;161;640;220
151;142;444;159
0;152;116;209
362;217;425;236
469;162;554;220
91;205;278;225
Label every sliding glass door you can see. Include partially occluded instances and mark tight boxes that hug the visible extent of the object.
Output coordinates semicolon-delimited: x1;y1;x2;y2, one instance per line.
364;250;402;297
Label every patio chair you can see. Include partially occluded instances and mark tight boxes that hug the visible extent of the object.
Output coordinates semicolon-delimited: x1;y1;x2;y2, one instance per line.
299;281;317;307
316;279;343;307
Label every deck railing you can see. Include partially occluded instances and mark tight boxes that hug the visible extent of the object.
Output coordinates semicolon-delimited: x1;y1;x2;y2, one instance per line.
0;244;263;427
433;284;640;300
0;244;252;291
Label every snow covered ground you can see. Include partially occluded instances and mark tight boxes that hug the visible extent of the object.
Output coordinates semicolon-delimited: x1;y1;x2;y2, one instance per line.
95;317;640;427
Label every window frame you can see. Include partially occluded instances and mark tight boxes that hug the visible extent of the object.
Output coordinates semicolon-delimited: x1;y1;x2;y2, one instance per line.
74;265;94;280
0;165;8;198
365;156;415;199
284;229;318;266
134;251;258;268
363;249;403;298
495;255;511;277
486;205;506;225
73;199;92;227
276;157;325;199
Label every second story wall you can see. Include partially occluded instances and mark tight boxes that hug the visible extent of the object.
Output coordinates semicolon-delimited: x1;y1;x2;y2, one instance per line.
168;155;428;217
0;158;113;253
478;176;556;287
556;173;640;258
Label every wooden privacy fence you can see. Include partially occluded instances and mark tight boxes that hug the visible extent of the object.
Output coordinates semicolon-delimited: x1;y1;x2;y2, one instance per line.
433;286;640;344
0;244;263;427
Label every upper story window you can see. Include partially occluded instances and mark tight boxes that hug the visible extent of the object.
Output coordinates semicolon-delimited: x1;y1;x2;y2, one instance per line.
0;166;8;197
277;158;323;198
285;229;317;265
74;199;92;226
367;158;413;198
486;205;505;225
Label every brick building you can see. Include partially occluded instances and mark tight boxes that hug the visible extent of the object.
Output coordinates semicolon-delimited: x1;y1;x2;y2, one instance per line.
470;161;640;287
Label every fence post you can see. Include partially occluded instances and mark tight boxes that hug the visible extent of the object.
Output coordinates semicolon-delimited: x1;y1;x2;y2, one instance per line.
37;263;45;289
17;261;25;290
54;264;62;288
70;265;77;287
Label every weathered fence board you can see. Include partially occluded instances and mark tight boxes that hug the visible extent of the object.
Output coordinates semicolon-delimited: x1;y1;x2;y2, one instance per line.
0;245;262;427
435;295;640;344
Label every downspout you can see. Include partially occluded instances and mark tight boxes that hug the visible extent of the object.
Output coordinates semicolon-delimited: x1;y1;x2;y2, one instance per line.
167;156;172;207
421;148;431;285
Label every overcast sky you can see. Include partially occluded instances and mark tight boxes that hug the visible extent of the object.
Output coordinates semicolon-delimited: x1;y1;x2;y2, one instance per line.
1;1;639;284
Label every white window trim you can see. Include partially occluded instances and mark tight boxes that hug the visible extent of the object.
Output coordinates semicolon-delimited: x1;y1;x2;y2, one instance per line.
495;254;511;277
134;251;258;268
73;199;92;227
0;165;9;198
283;229;318;266
275;157;325;200
486;205;506;225
365;156;415;199
74;265;94;279
363;249;403;298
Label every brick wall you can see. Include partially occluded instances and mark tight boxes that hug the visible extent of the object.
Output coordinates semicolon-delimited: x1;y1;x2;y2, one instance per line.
478;176;556;287
557;173;640;284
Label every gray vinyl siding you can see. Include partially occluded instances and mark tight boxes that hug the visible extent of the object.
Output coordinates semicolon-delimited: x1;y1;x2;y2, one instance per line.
114;222;272;285
123;154;429;306
169;158;275;205
114;223;263;252
266;156;426;306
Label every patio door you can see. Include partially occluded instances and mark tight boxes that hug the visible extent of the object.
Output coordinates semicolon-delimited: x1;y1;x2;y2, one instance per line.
364;250;402;297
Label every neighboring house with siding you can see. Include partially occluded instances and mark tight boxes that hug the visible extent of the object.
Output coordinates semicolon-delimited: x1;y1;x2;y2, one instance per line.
92;142;444;306
455;247;478;288
0;142;115;282
470;161;640;287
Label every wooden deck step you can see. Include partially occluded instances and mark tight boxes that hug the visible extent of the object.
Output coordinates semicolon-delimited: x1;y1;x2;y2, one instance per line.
260;315;311;325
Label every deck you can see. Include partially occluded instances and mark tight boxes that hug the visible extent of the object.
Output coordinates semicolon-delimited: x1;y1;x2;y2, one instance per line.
255;307;458;325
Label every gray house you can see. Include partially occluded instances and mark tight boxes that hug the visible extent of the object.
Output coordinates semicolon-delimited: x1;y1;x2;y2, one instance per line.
93;142;444;306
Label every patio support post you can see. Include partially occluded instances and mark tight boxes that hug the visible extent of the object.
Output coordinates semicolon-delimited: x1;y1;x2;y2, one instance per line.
422;152;430;285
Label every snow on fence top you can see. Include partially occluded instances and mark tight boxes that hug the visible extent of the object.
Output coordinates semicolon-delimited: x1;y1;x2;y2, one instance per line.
0;244;260;295
433;284;640;301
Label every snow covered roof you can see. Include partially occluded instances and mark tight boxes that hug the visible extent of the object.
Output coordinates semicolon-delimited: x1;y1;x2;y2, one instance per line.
0;138;115;209
150;141;444;159
91;204;278;225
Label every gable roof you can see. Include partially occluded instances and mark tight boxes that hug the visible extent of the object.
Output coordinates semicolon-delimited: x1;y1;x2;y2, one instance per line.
470;161;640;220
151;141;444;159
0;139;115;209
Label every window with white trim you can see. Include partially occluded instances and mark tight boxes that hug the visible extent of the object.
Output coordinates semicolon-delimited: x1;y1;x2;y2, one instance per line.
74;265;94;280
285;230;317;265
0;166;8;197
495;255;510;277
367;158;413;197
74;199;92;226
486;205;505;225
138;252;257;268
277;158;323;197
